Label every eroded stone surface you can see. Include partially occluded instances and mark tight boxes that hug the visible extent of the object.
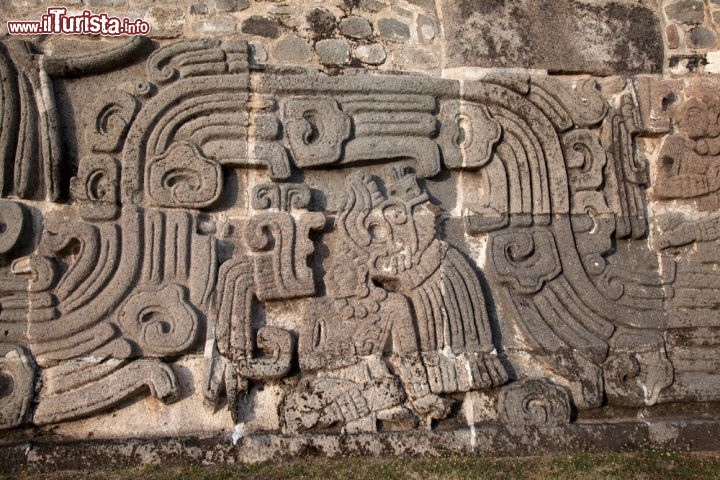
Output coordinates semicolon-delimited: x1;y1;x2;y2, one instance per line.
0;0;718;463
441;0;664;74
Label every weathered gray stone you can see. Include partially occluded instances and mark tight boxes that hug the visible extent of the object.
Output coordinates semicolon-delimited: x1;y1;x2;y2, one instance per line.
666;24;680;50
665;0;705;25
306;7;337;39
268;4;303;28
357;0;386;12
214;0;249;12
393;46;439;69
83;0;126;7
417;14;437;44
405;0;436;10
688;26;717;48
241;15;280;38
272;34;313;63
339;15;373;39
378;18;411;41
316;38;352;65
0;17;719;465
249;41;268;64
193;16;236;35
441;0;664;74
145;6;185;39
189;3;208;15
354;43;387;64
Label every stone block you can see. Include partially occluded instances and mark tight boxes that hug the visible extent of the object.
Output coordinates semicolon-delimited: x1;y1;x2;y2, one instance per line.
378;18;411;41
241;15;280;38
272;34;313;63
441;0;664;75
340;15;373;39
355;43;387;64
316;38;351;65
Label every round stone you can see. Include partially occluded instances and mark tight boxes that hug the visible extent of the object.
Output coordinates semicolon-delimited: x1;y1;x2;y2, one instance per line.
377;18;410;41
354;43;387;65
339;15;373;39
688;26;717;48
316;38;351;65
420;24;435;40
272;35;313;64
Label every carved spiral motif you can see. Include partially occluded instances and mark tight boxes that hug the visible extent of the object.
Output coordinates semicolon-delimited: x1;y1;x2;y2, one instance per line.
0;344;35;429
116;284;199;356
0;200;25;254
145;142;223;208
490;229;562;294
499;378;571;428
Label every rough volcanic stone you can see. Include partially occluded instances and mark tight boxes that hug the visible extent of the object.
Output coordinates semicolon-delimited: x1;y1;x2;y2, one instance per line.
249;41;268;63
666;24;680;50
393;46;439;69
441;0;664;75
391;5;414;17
272;34;313;63
268;5;303;28
145;6;185;39
241;15;280;38
84;0;126;6
316;38;351;65
340;15;373;39
417;14;437;44
354;43;387;64
405;0;436;10
189;3;208;15
378;18;411;41
306;8;337;39
193;16;236;35
688;26;717;48
215;0;249;12
357;0;386;12
665;0;705;25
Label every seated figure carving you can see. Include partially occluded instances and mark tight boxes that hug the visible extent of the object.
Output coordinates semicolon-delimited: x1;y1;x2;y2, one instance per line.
284;166;507;433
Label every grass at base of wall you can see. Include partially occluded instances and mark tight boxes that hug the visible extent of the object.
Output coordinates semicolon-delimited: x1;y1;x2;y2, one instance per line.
10;448;720;480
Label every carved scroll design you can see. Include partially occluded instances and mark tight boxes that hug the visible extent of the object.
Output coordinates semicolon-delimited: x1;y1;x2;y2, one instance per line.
116;283;199;357
0;200;26;254
0;36;715;433
70;155;121;221
21;206;216;424
251;183;311;211
34;358;179;425
471;76;669;409
145;142;223;209
498;378;571;429
206;184;324;411
283;97;351;167
490;229;561;295
0;41;62;200
439;101;501;169
0;344;35;429
84;89;139;154
147;40;248;84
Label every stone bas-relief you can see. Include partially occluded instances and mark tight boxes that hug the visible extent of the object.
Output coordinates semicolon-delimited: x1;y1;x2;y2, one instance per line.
0;36;717;452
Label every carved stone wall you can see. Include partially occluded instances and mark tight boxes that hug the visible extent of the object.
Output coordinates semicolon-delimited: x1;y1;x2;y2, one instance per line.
2;0;720;468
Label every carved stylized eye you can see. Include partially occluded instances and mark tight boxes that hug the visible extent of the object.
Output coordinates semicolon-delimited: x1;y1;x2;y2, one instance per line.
368;222;388;242
302;111;322;145
382;204;407;225
140;309;172;335
162;168;201;191
455;114;472;147
87;170;109;201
